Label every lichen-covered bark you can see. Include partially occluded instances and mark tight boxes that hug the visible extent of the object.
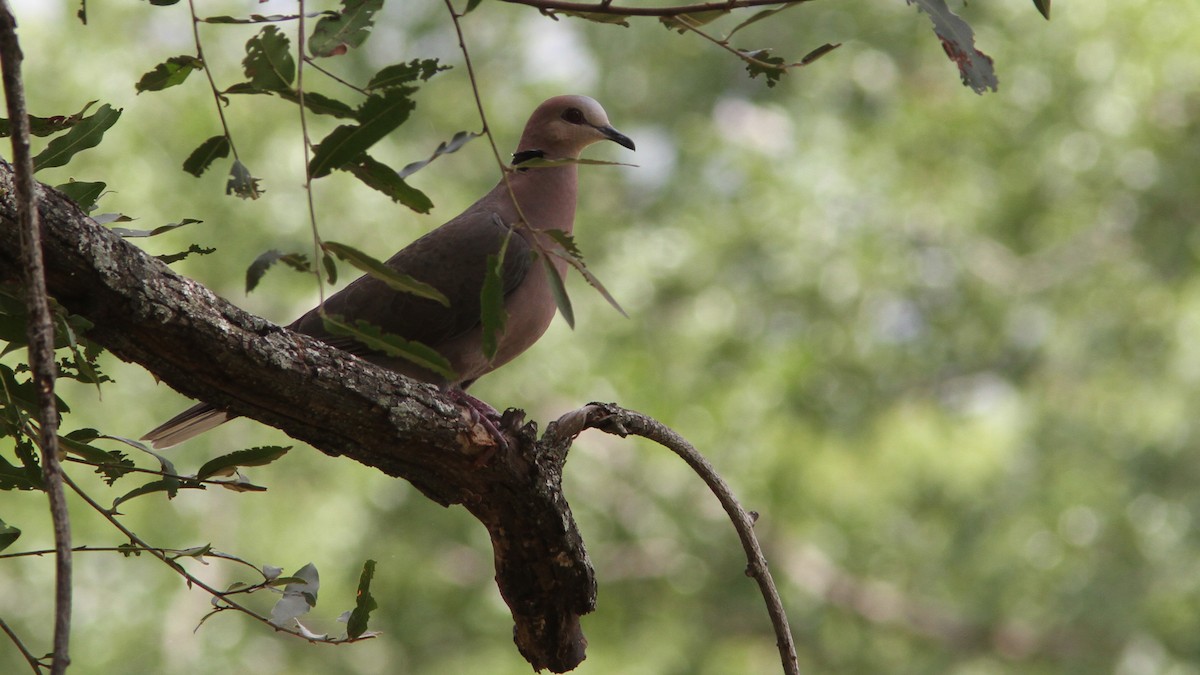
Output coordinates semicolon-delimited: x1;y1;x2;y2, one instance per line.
0;161;594;673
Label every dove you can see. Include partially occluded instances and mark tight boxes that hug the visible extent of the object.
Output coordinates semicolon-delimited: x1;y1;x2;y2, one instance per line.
142;95;634;448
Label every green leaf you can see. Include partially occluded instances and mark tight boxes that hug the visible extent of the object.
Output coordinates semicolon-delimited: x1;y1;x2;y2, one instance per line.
308;0;383;58
0;100;97;138
308;89;417;178
135;55;203;93
739;48;787;88
660;10;730;34
0;518;20;552
0;362;70;416
201;12;333;24
111;478;182;511
172;544;214;561
541;255;574;329
340;153;433;213
157;244;217;265
183;135;231;177
512;156;637;170
58;430;113;463
276;89;357;118
322;241;448;305
322;315;457;381
464;0;484;13
398;130;479;178
196;445;291;481
32;104;122;171
226;160;263;199
110;218;202;238
800;43;842;66
0;451;41;491
1033;0;1051;19
246;250;312;293
213;475;269;492
62;429;134;485
242;25;294;92
148;0;181;5
54;180;106;211
104;434;179;477
364;59;449;92
346;560;378;639
270;563;320;627
322;251;338;285
726;4;797;39
480;223;512;360
545;229;627;318
557;10;630;27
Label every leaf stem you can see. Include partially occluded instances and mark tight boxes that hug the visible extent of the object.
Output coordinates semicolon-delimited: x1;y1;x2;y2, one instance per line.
302;56;369;95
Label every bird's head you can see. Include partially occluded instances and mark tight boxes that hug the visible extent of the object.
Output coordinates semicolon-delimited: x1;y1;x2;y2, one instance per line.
515;94;636;161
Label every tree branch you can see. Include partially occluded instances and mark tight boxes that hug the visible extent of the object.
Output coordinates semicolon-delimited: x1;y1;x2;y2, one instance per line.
0;164;593;673
0;167;796;672
0;4;72;673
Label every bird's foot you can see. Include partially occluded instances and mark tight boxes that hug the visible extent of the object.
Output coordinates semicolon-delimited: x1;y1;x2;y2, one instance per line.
449;390;509;465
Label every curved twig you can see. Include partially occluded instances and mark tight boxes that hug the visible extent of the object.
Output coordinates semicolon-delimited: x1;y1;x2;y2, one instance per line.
544;403;800;675
0;4;72;673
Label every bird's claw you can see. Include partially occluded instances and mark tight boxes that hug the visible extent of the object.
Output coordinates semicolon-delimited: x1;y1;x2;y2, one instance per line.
450;390;509;465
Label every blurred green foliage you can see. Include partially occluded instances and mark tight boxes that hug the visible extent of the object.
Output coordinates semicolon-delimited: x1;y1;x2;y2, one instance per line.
4;0;1200;673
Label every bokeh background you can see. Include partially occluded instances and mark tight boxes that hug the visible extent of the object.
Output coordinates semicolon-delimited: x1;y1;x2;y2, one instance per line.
4;0;1200;673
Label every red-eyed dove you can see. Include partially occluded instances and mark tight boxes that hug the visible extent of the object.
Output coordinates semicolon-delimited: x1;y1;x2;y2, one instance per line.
142;95;635;448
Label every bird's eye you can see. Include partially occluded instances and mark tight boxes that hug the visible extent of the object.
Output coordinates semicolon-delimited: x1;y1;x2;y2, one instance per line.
561;108;586;124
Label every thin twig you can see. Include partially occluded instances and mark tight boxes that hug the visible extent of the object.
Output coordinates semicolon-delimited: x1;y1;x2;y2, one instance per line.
187;0;241;161
60;454;268;489
442;0;509;179
60;473;370;645
668;13;789;72
501;0;811;18
297;0;327;309
1;545;264;577
0;616;43;673
0;3;72;673
302;56;369;95
551;403;800;675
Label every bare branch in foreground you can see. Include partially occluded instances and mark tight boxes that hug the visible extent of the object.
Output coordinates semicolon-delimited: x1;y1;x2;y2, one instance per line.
543;402;800;675
0;3;72;673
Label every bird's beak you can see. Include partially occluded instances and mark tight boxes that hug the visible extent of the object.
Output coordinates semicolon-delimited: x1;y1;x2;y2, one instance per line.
597;125;636;151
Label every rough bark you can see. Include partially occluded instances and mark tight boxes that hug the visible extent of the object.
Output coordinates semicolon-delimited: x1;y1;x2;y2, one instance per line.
0;161;594;673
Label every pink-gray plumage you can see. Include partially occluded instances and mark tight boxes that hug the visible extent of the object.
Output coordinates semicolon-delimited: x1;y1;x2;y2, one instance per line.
142;95;634;448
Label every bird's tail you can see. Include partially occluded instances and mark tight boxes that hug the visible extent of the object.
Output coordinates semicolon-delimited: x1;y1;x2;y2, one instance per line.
140;403;230;448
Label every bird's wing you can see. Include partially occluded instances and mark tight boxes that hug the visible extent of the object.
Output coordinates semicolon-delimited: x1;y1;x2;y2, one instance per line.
290;209;533;355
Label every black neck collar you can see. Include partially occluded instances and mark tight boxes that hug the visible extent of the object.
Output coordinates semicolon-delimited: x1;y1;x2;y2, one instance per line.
511;149;545;166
